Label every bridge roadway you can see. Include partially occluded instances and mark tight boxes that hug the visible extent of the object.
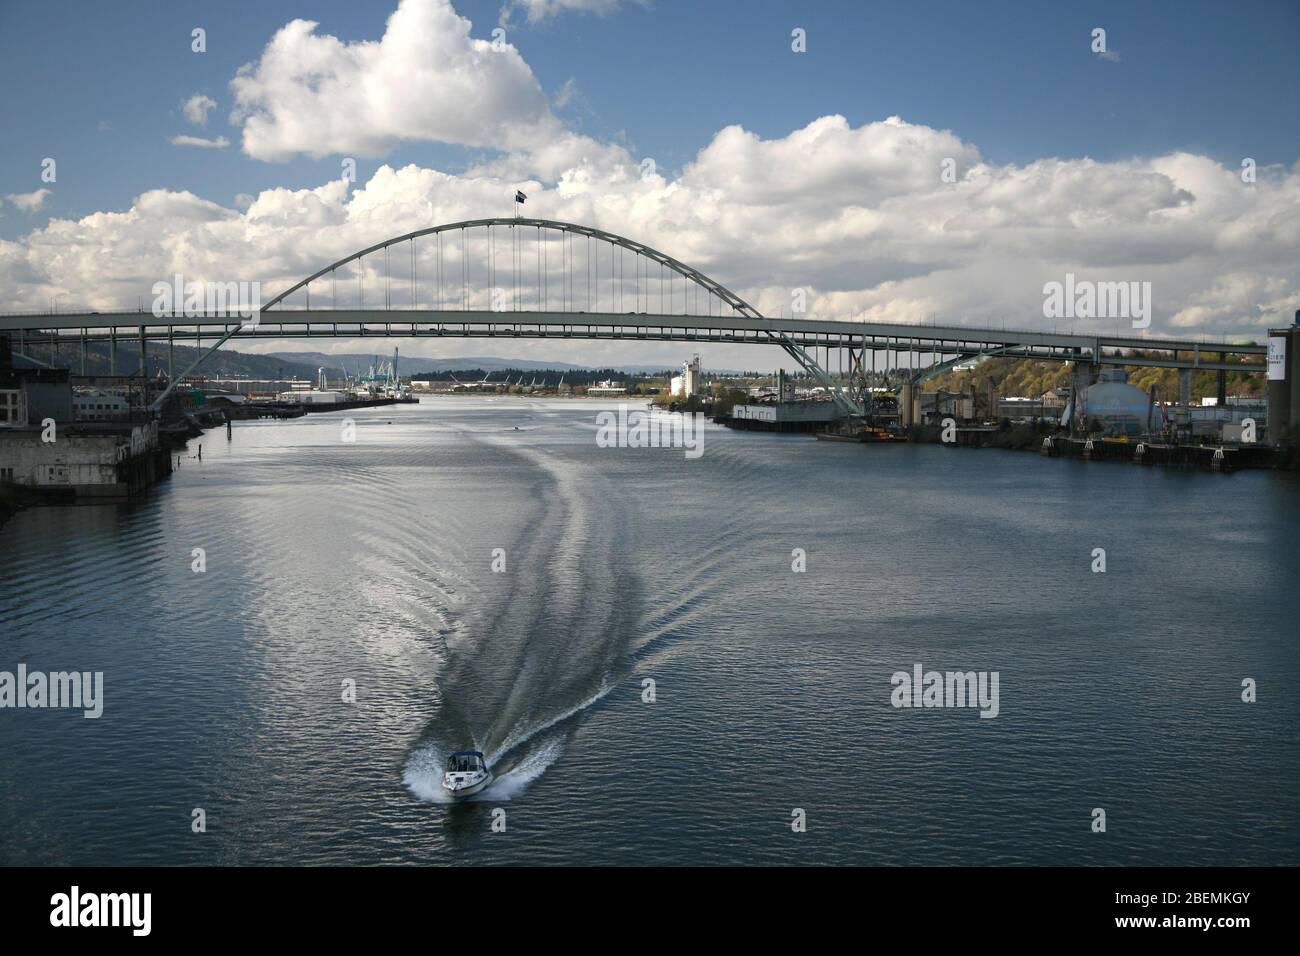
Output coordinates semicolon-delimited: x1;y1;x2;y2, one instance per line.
0;308;1267;373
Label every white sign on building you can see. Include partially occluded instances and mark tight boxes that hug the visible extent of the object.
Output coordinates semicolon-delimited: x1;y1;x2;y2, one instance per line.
1268;336;1287;381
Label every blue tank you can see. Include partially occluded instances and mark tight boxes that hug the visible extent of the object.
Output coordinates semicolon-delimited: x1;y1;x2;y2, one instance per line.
1080;369;1160;436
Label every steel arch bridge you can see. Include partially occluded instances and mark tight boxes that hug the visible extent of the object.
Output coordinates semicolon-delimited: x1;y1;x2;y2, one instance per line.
254;217;863;413
7;218;871;415
0;217;1270;415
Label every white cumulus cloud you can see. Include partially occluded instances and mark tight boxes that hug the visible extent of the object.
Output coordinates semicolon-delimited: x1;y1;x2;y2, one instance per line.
4;113;1298;369
230;0;560;161
182;93;218;125
169;135;231;149
500;0;628;25
6;188;52;212
3;0;1297;368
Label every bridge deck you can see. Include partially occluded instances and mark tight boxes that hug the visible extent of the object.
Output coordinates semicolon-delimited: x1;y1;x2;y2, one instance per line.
0;309;1266;371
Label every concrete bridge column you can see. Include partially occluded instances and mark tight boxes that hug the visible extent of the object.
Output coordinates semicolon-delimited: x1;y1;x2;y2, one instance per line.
900;380;919;427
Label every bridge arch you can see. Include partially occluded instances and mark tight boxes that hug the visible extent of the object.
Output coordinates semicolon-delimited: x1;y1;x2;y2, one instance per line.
145;217;862;414
262;217;764;322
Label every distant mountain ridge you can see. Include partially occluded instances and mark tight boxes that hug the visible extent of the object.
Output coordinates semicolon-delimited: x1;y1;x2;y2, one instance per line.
9;338;735;379
13;339;322;380
264;350;688;375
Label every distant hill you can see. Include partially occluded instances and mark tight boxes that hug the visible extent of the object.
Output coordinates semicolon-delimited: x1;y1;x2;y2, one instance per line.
13;338;321;380
265;350;687;375
411;366;657;386
9;337;734;380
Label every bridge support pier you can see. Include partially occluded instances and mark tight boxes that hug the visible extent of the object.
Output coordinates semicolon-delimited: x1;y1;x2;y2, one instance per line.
901;380;920;427
847;345;864;410
150;319;248;411
763;331;863;417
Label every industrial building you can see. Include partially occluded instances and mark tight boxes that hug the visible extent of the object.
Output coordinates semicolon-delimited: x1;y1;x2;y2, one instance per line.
72;387;131;422
670;355;702;399
1267;318;1300;440
0;338;170;498
998;395;1066;421
728;401;839;431
919;390;976;423
0;420;165;497
0;382;23;426
275;389;347;405
0;365;74;424
1064;368;1162;437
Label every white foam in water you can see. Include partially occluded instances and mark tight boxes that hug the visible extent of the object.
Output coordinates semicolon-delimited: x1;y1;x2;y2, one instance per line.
490;684;613;759
480;737;564;801
403;737;565;803
402;743;457;804
402;685;613;804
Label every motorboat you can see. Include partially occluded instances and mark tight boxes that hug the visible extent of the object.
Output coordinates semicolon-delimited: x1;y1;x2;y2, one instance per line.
442;751;493;797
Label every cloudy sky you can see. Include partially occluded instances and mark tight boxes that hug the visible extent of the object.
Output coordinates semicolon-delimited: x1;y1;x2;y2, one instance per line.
1;0;1298;369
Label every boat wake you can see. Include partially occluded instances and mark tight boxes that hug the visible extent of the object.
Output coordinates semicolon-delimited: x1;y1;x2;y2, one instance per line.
401;431;639;804
403;676;617;804
403;734;566;804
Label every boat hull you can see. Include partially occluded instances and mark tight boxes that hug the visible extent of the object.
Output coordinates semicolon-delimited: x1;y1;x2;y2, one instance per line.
442;772;493;798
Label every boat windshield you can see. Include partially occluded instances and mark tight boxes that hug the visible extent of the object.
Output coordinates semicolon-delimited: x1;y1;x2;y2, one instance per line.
447;754;482;773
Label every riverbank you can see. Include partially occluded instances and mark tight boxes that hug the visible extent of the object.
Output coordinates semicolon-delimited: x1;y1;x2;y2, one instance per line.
906;421;1284;470
0;481;41;530
299;396;419;414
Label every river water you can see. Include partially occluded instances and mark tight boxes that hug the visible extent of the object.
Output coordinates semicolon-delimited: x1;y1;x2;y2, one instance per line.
1;397;1297;865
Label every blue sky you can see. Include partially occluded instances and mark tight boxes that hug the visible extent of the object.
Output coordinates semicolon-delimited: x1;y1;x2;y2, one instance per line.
3;0;1297;239
1;0;1297;365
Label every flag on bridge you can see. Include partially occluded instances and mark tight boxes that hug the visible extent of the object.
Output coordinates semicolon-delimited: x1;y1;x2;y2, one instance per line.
515;190;527;204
